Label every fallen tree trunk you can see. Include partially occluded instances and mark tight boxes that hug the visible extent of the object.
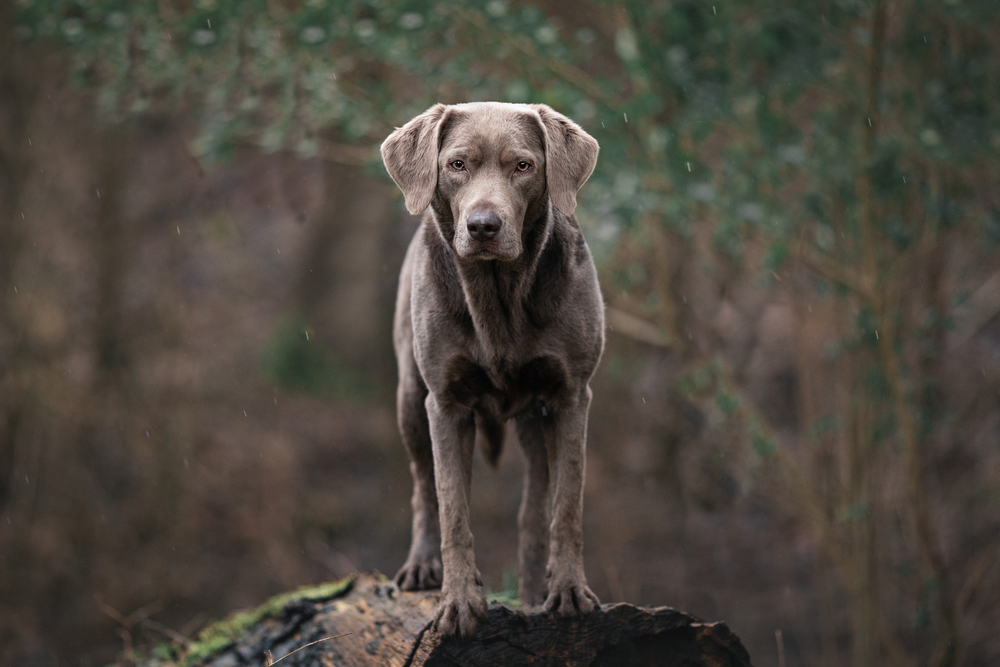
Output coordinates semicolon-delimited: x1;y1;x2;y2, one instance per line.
157;574;754;667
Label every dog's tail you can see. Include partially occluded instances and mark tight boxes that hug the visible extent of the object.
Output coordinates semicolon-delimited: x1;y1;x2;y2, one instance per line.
476;413;504;468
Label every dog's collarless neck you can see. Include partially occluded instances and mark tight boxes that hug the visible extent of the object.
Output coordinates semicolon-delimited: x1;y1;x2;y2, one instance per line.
451;208;557;358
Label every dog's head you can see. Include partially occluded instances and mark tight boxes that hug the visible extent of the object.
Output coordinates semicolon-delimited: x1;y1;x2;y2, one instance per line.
381;102;599;261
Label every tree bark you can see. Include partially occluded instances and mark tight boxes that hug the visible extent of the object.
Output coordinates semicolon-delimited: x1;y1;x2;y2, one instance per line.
176;575;754;667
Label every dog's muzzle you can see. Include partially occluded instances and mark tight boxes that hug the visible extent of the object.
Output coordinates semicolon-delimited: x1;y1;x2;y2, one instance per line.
466;210;502;242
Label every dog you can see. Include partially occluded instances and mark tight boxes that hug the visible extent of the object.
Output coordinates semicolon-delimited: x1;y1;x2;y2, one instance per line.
380;102;604;637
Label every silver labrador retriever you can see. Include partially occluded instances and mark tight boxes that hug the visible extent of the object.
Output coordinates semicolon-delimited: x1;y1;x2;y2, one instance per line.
381;102;603;636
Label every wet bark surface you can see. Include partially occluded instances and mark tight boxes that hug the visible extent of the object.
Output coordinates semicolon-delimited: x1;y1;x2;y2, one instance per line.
181;575;754;667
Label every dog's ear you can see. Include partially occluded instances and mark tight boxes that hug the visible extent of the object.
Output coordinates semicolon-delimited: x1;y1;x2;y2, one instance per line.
381;104;449;215
531;105;599;216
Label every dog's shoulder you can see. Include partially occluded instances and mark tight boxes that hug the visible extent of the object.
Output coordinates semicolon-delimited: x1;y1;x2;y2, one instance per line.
525;209;598;325
413;218;474;330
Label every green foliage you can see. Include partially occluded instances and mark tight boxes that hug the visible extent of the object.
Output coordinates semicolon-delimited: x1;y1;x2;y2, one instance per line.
807;415;841;441
13;0;999;261
259;312;373;401
750;430;777;459
836;500;870;523
715;391;740;415
180;577;353;666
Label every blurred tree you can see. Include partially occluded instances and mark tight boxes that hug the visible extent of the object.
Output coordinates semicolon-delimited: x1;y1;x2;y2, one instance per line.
10;1;1000;665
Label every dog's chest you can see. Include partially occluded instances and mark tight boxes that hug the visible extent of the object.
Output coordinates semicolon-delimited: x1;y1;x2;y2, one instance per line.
443;354;566;417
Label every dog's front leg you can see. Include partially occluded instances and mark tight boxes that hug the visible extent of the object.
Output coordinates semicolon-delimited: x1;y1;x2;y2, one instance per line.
425;393;488;636
544;385;600;615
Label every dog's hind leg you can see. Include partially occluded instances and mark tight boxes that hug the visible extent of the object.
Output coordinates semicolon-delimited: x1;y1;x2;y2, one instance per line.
395;356;443;591
515;406;551;606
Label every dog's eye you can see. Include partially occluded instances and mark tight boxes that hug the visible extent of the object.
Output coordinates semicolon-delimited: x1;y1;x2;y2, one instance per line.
516;161;531;172
450;160;465;170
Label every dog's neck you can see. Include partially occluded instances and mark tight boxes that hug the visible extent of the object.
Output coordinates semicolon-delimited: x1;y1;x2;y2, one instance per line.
434;201;562;366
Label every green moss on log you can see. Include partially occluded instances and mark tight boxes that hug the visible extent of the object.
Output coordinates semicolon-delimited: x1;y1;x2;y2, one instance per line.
179;577;354;666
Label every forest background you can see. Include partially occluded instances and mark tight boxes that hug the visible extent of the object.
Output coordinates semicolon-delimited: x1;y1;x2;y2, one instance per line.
1;1;999;666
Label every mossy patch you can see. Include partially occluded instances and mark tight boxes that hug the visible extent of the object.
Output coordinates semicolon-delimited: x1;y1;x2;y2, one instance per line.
178;577;354;666
484;566;519;607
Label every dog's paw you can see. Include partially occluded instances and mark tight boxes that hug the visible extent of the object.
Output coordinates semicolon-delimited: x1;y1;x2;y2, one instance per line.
433;584;488;637
544;579;599;616
395;556;443;591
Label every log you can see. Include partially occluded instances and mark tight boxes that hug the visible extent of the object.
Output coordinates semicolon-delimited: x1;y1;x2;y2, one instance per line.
157;574;754;667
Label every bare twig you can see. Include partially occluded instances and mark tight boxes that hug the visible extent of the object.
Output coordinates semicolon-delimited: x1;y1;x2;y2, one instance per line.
96;597;166;666
956;536;1000;618
141;618;192;648
605;306;672;347
263;633;353;666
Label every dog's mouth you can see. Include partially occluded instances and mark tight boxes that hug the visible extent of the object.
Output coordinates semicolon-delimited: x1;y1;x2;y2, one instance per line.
456;229;521;261
460;243;520;262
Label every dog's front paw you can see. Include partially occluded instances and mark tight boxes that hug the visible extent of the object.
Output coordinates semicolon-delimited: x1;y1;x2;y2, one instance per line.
433;583;488;637
395;555;443;591
544;576;600;616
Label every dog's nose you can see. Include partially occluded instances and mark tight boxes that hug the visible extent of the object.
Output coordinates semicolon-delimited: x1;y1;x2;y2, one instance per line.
466;211;502;242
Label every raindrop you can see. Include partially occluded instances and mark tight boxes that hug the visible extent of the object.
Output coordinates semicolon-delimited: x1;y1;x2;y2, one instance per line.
642;397;646;404
13;286;16;294
21;212;24;219
541;406;548;416
177;226;181;234
686;162;691;172
207;19;211;28
145;430;150;438
601;122;605;128
305;330;310;341
184;457;190;470
244;410;248;417
867;117;872;127
923;35;927;43
875;330;879;340
713;6;716;14
96;188;101;197
609;325;614;332
277;248;281;254
25;475;29;485
27;138;31;145
902;176;906;184
623;112;628;123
